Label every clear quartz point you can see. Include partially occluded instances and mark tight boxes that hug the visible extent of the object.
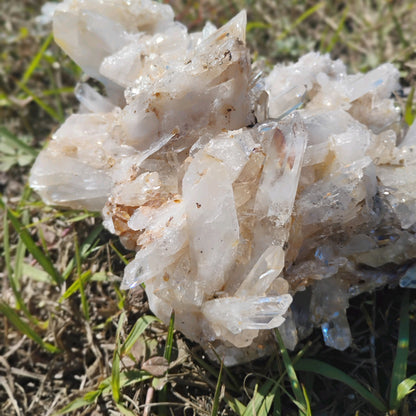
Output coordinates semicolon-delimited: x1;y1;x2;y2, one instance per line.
321;311;352;351
31;0;415;364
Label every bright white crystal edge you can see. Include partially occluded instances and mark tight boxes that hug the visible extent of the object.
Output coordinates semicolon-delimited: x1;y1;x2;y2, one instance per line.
30;0;416;363
31;1;293;358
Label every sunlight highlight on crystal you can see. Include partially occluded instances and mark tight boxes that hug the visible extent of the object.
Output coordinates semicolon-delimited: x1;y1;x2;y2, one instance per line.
31;0;416;364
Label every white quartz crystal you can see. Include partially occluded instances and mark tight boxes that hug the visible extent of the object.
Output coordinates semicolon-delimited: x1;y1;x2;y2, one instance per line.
31;0;416;364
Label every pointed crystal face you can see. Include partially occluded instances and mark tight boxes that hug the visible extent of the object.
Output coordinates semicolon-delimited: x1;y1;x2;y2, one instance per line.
31;0;415;364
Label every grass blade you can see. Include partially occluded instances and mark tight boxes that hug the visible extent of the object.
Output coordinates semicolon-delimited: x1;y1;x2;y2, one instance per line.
389;290;410;409
3;205;19;302
20;33;53;85
14;236;26;287
56;370;154;415
99;370;152;393
0;126;38;157
206;347;241;393
112;347;121;404
272;384;281;415
74;234;89;321
54;390;100;415
246;21;271;32
324;6;349;53
163;311;175;363
22;263;53;283
62;224;104;280
242;380;274;416
16;80;63;122
258;383;278;416
0;301;60;353
277;3;324;41
112;312;127;403
13;209;30;289
295;358;387;412
225;396;246;415
211;359;224;416
42;86;74;96
397;374;416;403
192;351;241;393
3;205;14;287
2;201;62;285
115;403;136;416
158;311;176;415
3;203;41;322
404;86;415;127
60;271;92;301
109;241;130;266
275;329;307;415
389;4;410;48
65;212;97;223
301;384;312;415
120;315;159;356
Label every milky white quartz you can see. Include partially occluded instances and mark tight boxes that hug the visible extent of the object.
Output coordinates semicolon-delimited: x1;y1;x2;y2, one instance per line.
31;0;416;364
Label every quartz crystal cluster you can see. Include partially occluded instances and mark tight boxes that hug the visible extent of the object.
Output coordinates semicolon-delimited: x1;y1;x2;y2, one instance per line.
31;0;416;364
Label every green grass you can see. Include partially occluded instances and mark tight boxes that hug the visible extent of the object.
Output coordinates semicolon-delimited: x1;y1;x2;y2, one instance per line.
293;290;416;415
275;329;311;416
1;0;416;415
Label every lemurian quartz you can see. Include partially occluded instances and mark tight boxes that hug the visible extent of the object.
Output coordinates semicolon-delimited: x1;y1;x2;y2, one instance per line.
31;0;416;364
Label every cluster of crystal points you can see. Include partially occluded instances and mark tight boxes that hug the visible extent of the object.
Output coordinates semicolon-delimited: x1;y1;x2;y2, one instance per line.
31;0;416;364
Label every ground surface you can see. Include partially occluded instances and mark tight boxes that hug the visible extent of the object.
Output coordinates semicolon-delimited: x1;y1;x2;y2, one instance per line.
1;1;416;415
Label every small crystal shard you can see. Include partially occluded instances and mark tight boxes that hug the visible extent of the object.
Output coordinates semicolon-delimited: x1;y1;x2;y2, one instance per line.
31;0;416;364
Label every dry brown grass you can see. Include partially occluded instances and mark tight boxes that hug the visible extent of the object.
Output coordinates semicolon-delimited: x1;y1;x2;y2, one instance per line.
1;1;416;415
